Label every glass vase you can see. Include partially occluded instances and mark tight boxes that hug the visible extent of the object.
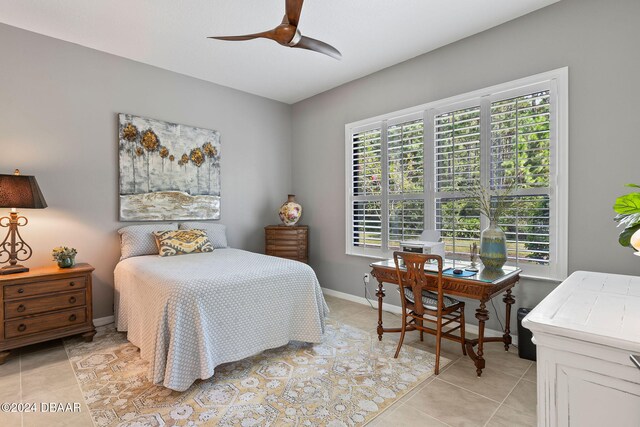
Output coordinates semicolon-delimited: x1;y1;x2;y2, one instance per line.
479;220;507;270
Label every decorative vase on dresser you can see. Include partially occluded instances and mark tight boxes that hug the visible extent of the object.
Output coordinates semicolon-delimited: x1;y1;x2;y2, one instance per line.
279;194;302;226
0;263;96;364
265;225;309;263
479;220;507;270
57;255;76;268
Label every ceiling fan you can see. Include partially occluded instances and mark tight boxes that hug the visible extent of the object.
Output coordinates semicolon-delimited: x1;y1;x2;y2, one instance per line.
208;0;342;60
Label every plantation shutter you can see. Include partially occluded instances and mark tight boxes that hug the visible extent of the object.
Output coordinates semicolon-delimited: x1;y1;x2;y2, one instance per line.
490;90;551;265
352;201;382;248
495;195;550;265
434;106;482;259
346;70;565;279
388;119;424;195
387;118;425;248
490;91;551;189
351;126;383;248
435;106;481;192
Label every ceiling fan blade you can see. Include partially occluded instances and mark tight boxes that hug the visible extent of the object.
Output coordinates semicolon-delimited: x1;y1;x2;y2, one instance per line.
208;30;276;42
292;35;342;60
285;0;304;27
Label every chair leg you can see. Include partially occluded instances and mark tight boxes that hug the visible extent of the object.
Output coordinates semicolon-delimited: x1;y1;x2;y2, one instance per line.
460;307;467;356
434;317;442;375
418;318;424;341
394;312;408;359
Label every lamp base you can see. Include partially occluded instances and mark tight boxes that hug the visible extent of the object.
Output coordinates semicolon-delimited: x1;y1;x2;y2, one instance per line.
0;265;29;275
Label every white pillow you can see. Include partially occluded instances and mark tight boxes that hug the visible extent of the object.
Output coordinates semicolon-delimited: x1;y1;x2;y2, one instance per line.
179;222;228;248
118;223;177;260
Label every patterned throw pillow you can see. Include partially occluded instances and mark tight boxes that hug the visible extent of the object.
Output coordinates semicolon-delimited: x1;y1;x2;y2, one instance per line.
179;222;228;248
153;229;214;257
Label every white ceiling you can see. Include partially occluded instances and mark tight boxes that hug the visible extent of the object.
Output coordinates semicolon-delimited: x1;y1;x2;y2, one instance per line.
0;0;559;104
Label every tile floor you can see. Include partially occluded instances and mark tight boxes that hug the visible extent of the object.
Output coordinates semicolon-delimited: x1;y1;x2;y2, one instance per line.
0;294;537;427
327;296;537;427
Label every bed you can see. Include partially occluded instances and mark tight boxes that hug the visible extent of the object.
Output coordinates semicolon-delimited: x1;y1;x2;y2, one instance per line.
114;248;328;391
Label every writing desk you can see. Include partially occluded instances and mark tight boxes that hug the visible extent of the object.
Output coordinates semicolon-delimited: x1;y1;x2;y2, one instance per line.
370;259;521;376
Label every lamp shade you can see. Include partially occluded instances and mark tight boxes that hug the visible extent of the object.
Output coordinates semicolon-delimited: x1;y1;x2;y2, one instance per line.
0;171;47;209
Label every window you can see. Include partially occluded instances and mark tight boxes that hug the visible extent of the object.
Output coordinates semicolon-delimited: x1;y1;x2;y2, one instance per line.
433;105;482;260
490;91;552;268
351;126;382;249
387;118;425;248
345;68;568;280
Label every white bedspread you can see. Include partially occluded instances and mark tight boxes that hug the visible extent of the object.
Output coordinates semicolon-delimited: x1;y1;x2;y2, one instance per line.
114;249;328;391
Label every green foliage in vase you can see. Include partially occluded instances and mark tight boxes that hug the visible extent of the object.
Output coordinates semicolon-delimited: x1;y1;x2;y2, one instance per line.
613;184;640;248
52;246;77;262
465;177;520;224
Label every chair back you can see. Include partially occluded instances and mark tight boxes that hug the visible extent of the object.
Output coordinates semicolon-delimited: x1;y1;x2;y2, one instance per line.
393;251;444;315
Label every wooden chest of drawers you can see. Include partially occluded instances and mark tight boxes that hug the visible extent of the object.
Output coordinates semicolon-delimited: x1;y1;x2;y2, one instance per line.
265;225;309;263
0;263;96;364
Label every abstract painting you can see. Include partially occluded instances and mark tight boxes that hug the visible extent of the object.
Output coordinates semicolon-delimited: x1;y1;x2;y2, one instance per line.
118;114;221;221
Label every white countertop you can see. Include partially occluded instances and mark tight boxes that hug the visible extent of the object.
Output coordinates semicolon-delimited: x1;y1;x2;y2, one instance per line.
523;270;640;353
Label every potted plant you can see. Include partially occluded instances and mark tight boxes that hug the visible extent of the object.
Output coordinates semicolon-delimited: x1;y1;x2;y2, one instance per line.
613;184;640;254
52;246;77;268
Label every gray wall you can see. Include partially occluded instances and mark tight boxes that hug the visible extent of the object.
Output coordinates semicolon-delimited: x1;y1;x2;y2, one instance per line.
0;24;293;319
291;0;640;332
2;0;639;331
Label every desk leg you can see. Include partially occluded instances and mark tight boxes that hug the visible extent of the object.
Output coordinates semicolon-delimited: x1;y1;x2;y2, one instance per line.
376;279;385;341
475;301;489;376
503;288;515;351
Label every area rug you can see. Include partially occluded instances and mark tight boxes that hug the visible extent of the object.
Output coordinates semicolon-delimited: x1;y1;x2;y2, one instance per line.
64;319;447;426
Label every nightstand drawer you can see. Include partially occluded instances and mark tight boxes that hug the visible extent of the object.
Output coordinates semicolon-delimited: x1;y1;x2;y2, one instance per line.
4;276;86;299
4;290;86;319
5;307;86;339
266;242;305;248
270;249;302;257
266;229;307;237
266;242;307;249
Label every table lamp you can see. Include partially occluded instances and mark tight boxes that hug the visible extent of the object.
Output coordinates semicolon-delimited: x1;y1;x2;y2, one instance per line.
0;169;47;275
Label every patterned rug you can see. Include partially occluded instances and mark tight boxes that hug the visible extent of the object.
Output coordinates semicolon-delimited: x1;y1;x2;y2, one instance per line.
64;319;447;426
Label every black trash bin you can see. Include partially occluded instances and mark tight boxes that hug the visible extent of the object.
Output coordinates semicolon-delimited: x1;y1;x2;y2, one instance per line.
517;307;536;361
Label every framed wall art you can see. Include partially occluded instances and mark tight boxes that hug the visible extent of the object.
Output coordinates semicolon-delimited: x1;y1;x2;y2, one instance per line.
118;114;221;221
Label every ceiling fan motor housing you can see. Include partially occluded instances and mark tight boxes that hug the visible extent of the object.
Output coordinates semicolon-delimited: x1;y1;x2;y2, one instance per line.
287;29;303;47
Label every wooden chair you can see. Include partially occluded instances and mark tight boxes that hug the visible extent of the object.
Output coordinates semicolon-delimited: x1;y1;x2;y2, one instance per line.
393;251;466;374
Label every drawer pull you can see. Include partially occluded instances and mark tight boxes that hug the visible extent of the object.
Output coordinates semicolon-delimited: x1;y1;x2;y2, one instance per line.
17;324;26;332
69;314;77;322
17;288;24;294
69;282;75;287
17;304;26;312
69;296;77;304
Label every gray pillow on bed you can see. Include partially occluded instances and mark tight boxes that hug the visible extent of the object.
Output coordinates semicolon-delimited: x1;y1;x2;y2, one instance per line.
118;223;177;260
179;222;228;248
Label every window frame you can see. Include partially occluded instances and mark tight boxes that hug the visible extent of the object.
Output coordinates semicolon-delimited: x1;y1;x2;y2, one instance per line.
345;67;568;281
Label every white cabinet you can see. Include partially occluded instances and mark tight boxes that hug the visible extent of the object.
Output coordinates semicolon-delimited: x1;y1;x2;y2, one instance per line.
523;271;640;427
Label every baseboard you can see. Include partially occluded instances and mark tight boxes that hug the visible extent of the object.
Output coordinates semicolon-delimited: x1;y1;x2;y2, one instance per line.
93;315;114;327
322;286;404;314
321;287;518;346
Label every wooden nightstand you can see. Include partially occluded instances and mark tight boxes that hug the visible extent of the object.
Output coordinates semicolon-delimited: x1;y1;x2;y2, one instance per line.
0;263;96;364
265;225;309;263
